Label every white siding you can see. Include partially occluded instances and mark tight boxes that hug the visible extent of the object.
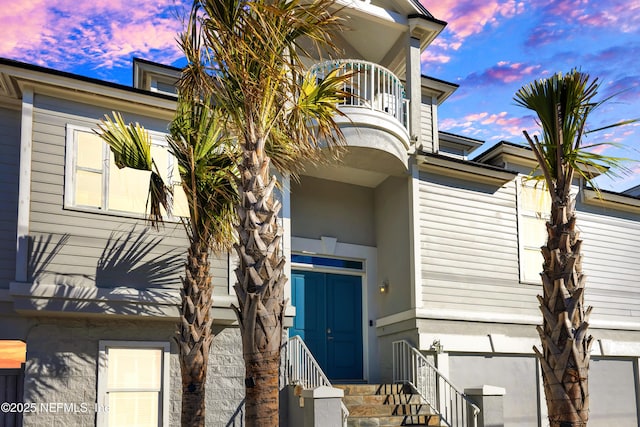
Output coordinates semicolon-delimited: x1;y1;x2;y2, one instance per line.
577;203;640;323
419;100;433;150
419;168;640;327
418;171;539;318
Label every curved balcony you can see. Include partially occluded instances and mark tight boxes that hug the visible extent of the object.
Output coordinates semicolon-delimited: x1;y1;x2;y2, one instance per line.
311;59;411;172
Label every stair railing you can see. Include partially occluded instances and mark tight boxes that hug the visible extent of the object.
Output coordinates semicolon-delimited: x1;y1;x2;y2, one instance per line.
284;335;349;426
392;340;480;427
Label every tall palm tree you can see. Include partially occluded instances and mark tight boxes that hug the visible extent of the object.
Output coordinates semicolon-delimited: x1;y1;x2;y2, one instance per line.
97;94;238;427
514;70;632;427
179;0;348;424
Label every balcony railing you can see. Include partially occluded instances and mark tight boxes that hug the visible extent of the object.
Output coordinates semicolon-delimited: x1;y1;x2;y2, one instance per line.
311;59;409;131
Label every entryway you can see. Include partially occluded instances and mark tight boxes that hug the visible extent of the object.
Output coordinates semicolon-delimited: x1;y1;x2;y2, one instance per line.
290;270;363;381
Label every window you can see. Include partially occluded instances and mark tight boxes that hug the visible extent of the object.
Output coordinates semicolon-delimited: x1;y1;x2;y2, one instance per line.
518;179;551;283
97;341;170;427
65;125;188;218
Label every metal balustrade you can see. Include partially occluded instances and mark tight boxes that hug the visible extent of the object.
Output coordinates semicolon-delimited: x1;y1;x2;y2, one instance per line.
284;335;349;426
310;59;410;131
392;340;480;427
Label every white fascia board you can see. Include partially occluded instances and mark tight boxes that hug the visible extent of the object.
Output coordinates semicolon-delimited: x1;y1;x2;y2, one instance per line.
419;155;517;185
5;67;175;118
582;188;640;214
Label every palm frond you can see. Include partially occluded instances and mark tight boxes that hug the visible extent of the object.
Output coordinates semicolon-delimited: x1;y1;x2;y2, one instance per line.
168;96;239;249
96;112;170;227
515;70;636;194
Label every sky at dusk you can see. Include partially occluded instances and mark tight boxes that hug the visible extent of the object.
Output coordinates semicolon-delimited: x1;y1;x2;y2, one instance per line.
0;0;638;190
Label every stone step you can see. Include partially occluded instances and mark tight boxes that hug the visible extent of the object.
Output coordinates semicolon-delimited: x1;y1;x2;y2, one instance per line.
347;402;432;417
343;393;423;406
346;414;442;427
335;383;443;426
335;383;413;396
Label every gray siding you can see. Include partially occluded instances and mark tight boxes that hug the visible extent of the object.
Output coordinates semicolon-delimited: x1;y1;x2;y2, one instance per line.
27;94;228;294
0;106;20;288
418;172;539;317
577;202;640;323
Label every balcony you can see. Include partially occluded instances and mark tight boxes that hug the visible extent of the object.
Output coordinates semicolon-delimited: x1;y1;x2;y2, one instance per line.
311;59;412;173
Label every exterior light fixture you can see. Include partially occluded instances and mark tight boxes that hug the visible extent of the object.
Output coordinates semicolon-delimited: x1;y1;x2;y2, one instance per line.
379;279;389;294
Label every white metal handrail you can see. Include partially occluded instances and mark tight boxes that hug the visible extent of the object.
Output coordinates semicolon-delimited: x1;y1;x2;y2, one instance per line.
392;340;480;427
284;335;349;425
311;59;409;131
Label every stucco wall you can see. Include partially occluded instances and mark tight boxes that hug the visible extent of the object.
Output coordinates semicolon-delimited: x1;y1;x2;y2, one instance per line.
374;176;412;318
290;176;375;247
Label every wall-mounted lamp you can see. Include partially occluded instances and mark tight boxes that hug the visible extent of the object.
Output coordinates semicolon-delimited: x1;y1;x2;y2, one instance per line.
379;279;389;294
431;339;444;354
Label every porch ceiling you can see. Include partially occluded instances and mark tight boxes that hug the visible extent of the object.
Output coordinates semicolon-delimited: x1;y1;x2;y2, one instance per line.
302;146;407;188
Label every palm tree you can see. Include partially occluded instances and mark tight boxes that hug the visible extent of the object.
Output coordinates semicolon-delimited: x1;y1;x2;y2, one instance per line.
97;94;238;427
179;0;348;424
514;70;633;427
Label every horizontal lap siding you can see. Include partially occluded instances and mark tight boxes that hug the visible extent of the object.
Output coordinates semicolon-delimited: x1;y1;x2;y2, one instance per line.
0;107;20;287
419;172;539;317
420;102;432;149
28;95;229;293
577;206;640;323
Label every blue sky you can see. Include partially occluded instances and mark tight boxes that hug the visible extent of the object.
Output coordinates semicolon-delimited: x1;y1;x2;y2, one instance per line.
1;0;638;190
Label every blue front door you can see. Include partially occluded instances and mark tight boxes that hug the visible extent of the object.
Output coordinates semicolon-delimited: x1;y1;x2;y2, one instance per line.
290;270;363;380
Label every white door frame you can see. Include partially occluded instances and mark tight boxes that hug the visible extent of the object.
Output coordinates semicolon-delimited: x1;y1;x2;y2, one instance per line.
291;236;377;382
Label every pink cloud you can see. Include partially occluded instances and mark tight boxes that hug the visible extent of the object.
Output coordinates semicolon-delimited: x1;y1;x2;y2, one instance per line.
421;50;451;65
422;1;526;45
464;61;542;86
527;0;640;47
440;110;533;141
0;0;185;71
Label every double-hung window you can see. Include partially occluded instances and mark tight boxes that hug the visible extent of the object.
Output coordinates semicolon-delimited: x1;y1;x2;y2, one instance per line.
518;179;551;283
97;341;170;427
65;124;188;218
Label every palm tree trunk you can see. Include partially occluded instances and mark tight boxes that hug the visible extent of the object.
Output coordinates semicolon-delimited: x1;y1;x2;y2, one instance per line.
535;196;592;427
179;240;214;427
233;145;286;427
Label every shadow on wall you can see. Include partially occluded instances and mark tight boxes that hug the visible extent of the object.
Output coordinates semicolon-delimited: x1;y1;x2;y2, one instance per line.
22;331;96;402
28;226;183;290
20;226;183;317
95;227;184;289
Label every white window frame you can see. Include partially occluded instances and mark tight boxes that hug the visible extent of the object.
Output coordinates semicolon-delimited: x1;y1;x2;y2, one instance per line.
64;124;183;220
96;340;170;427
517;178;551;284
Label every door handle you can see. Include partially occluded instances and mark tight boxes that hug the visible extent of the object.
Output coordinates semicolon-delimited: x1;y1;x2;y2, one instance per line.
327;336;334;341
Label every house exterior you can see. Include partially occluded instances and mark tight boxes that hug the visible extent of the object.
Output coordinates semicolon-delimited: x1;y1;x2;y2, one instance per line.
1;0;640;426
